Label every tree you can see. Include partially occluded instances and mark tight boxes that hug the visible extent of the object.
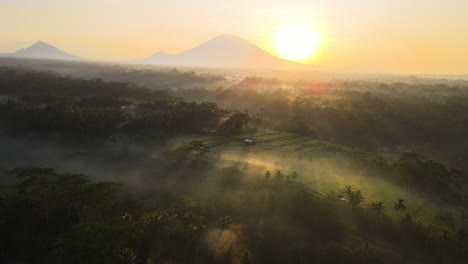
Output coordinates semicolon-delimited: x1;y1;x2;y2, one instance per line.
62;221;137;264
189;141;210;157
349;190;364;209
250;113;263;131
264;171;271;181
286;171;298;182
393;199;407;213
434;212;456;230
274;170;284;183
239;249;255;264
217;216;233;230
221;112;250;134
114;248;137;264
368;201;385;214
339;185;364;209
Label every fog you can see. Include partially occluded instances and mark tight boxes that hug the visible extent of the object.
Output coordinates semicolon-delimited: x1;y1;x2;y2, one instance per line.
1;61;467;263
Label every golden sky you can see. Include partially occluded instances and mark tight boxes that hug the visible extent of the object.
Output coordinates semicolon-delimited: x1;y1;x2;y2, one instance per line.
1;0;467;74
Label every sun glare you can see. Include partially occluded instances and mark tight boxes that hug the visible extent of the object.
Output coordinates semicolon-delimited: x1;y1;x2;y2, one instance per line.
273;23;321;62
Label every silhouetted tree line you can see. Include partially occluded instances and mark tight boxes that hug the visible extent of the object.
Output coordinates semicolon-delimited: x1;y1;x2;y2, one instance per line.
350;152;468;207
0;68;167;100
0;70;255;141
1;167;467;264
176;80;468;170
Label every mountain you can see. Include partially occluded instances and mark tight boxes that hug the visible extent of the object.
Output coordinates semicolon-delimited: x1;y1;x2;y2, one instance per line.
0;41;82;61
128;34;314;70
0;37;316;69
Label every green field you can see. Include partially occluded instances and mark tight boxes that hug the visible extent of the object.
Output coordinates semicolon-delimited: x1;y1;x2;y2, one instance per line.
172;130;461;222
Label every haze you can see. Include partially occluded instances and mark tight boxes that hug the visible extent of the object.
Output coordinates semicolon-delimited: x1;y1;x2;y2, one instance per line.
1;0;468;74
1;1;468;263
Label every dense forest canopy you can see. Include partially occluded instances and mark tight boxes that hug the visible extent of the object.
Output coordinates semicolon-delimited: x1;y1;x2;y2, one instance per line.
175;77;468;171
1;63;468;263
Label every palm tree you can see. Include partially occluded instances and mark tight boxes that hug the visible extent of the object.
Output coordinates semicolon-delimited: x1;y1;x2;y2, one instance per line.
189;141;210;157
264;171;271;181
286;171;298;182
217;216;233;230
349;190;364;208
393;199;407;213
368;201;385;214
344;185;353;196
114;248;137;264
340;186;364;209
274;170;284;182
272;170;285;209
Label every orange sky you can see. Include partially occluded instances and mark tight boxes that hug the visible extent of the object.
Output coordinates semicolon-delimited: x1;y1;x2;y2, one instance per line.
1;0;467;74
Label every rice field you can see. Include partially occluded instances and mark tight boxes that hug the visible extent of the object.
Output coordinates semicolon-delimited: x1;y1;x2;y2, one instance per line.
172;130;462;222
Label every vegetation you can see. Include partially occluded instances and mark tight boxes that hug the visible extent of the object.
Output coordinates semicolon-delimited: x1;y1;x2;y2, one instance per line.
176;77;468;171
0;69;259;142
0;66;468;263
1;167;468;263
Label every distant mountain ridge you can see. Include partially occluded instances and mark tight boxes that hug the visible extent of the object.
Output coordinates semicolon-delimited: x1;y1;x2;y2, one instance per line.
0;41;82;61
0;36;315;70
127;34;314;70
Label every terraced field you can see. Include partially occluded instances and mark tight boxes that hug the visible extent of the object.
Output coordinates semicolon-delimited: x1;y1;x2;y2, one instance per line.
172;130;461;222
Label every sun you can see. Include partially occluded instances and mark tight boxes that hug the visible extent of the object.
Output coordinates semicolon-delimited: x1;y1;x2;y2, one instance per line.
273;23;321;61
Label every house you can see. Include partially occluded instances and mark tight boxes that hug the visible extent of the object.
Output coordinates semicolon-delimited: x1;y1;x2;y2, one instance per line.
202;128;218;134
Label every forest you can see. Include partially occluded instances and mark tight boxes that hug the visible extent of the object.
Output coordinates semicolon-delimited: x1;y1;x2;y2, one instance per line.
1;64;468;263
